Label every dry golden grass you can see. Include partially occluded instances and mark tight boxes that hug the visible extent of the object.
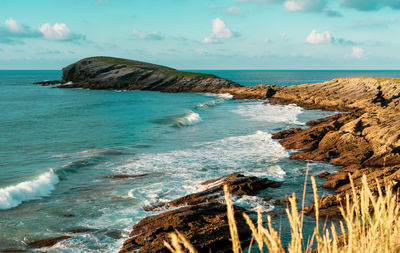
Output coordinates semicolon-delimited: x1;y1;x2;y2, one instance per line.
164;175;400;253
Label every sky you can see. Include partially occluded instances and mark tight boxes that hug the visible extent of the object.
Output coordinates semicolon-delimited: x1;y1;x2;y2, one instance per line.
0;0;400;70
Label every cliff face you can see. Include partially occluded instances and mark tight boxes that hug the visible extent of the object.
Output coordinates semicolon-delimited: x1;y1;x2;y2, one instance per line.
60;56;241;92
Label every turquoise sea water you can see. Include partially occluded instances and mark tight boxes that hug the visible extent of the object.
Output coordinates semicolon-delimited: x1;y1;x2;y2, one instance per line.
1;70;400;252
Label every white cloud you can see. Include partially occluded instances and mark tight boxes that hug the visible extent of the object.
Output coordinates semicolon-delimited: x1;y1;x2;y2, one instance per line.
284;0;306;11
306;29;331;44
210;3;219;9
351;46;364;58
39;23;71;40
264;38;271;43
212;18;233;39
132;29;163;40
202;18;233;44
4;18;40;37
5;18;23;33
284;0;342;16
224;7;244;14
284;0;327;11
133;29;147;39
1;19;83;43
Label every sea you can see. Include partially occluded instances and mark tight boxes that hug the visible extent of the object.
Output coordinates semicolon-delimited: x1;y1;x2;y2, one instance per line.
1;70;400;252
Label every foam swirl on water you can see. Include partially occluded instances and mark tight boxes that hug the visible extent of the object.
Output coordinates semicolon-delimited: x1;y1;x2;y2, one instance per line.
0;169;59;210
115;130;288;184
203;93;233;100
175;111;202;126
197;93;233;109
234;102;304;125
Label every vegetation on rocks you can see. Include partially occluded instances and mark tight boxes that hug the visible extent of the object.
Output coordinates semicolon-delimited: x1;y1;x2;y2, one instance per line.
165;175;400;253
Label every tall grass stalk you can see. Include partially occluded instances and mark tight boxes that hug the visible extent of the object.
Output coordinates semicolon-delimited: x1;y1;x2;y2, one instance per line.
164;175;400;253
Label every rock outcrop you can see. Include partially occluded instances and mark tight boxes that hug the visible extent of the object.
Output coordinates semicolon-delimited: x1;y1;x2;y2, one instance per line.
269;77;400;168
120;202;250;253
268;77;400;217
120;174;281;252
145;173;281;211
57;57;241;92
27;236;71;248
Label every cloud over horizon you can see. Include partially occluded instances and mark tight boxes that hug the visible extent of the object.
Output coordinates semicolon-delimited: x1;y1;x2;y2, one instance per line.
0;0;399;70
351;46;364;58
0;18;85;44
40;23;85;41
306;30;332;44
202;18;234;44
133;29;164;40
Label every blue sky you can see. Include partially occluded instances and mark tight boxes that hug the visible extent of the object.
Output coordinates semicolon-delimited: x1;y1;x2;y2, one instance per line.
0;0;399;69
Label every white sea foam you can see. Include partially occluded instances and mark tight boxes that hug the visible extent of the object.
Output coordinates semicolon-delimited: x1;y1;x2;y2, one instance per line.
232;195;274;213
197;99;220;109
233;102;304;125
198;93;233;109
117;131;287;175
175;111;202;126
115;130;288;205
203;93;233;100
0;169;59;210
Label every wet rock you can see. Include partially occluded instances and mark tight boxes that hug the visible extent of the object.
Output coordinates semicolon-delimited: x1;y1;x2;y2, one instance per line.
0;250;26;253
275;196;296;206
272;128;302;139
317;171;331;178
106;173;152;180
145;173;282;211
122;174;281;252
263;195;273;202
304;165;400;218
27;236;71;248
119;202;251;253
64;228;94;234
33;80;65;86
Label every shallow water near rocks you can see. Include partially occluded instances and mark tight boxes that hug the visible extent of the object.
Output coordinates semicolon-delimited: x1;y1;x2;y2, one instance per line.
2;70;400;252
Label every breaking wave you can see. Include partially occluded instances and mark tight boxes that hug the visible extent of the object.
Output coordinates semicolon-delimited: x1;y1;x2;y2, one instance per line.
0;169;59;210
197;93;233;109
174;111;202;127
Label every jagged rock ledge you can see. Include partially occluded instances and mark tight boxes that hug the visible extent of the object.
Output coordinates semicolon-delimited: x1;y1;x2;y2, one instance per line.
268;77;400;217
120;174;281;253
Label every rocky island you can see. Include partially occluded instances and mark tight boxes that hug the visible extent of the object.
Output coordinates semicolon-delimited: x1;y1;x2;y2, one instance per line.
42;56;241;92
34;57;400;252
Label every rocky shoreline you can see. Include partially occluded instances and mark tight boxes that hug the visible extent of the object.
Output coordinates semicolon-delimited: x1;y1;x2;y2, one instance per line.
119;174;281;253
119;77;400;252
33;57;400;252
